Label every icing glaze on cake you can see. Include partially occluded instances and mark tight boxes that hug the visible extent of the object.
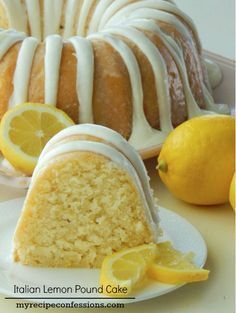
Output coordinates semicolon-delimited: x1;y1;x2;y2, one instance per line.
13;125;159;268
0;0;228;184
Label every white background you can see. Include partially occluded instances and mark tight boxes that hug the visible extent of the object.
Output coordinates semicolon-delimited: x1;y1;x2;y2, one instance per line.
175;0;235;59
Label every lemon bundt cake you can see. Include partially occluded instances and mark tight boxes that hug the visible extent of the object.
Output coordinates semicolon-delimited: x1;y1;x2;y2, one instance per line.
13;124;159;268
0;0;228;152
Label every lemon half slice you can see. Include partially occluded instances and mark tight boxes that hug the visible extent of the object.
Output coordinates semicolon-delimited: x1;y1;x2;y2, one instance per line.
229;173;235;210
100;243;157;296
0;103;74;175
148;242;209;284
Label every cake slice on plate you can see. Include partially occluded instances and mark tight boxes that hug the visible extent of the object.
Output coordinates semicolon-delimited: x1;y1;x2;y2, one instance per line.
13;125;159;268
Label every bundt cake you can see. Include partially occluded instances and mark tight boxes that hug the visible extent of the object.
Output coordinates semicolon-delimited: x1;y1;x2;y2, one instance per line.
13;124;159;268
0;0;229;153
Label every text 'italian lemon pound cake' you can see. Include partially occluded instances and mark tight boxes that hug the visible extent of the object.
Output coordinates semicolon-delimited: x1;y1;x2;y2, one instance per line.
13;124;159;268
0;0;229;150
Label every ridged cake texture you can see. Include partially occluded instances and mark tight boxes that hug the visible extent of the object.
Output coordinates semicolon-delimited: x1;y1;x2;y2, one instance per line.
0;0;228;151
13;124;159;268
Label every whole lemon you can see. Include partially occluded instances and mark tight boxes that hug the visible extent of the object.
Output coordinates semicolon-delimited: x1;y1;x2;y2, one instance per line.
157;115;235;205
229;174;235;210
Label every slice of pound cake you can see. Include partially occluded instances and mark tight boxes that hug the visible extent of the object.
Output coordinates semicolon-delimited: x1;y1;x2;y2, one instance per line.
13;125;159;268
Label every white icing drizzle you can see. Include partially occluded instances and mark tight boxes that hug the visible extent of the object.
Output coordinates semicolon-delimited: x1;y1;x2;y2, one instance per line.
201;84;229;114
40;124;159;225
105;0;201;49
130;20;229;118
126;19;202;118
0;152;30;187
2;0;28;34
43;0;64;38
89;31;168;149
0;157;24;177
9;37;39;108
98;0;133;31
0;0;224;123
0;171;30;188
44;35;63;105
25;0;41;40
163;33;182;57
77;0;94;37
0;0;229;188
34;138;159;241
127;8;205;82
88;0;114;35
0;29;27;187
0;29;25;60
0;156;30;188
204;58;223;89
69;37;94;123
63;0;81;39
100;26;173;132
125;8;218;108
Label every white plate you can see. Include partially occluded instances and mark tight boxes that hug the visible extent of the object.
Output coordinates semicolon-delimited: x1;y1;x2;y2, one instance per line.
0;198;208;304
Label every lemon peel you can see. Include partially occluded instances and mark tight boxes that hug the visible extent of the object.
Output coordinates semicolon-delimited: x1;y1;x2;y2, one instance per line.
0;103;74;175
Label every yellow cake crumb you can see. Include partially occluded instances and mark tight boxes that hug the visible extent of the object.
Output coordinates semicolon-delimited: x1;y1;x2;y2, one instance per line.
13;151;154;268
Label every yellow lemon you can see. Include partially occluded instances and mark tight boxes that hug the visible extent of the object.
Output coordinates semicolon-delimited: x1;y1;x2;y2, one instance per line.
0;103;74;175
229;174;235;210
148;242;209;284
100;243;157;296
157;115;235;205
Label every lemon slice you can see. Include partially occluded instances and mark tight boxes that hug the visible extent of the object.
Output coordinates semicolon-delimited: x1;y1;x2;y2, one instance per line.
148;242;209;284
0;103;74;175
100;243;157;296
229;173;235;210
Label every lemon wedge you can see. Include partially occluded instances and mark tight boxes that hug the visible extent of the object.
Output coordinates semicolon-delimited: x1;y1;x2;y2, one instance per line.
0;103;74;175
229;173;235;210
148;242;209;284
100;243;157;296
